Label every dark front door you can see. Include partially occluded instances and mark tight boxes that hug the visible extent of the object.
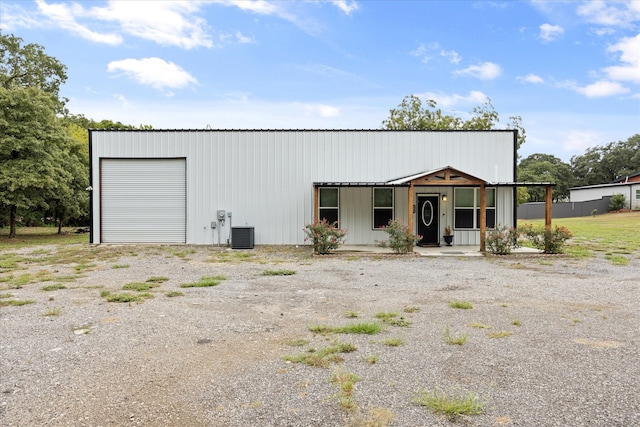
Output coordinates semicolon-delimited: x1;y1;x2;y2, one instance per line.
417;195;439;246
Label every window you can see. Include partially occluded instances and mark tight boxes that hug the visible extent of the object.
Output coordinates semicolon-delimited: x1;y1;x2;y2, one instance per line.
373;188;394;229
454;188;496;229
319;188;339;225
636;189;640;200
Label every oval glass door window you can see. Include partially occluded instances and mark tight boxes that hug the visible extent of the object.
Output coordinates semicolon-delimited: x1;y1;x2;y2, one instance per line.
421;201;434;226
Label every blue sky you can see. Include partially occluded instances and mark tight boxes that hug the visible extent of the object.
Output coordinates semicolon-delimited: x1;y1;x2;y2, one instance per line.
1;0;639;162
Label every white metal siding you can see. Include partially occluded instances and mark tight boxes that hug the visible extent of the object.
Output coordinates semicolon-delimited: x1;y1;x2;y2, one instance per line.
101;159;186;243
90;131;515;245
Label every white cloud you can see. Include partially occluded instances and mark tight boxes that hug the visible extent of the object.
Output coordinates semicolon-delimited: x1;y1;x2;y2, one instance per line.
605;33;640;83
574;80;629;98
107;58;198;92
440;49;461;64
235;31;255;44
331;0;359;15
415;91;488;109
89;1;212;49
518;74;545;84
561;130;603;154
539;23;564;42
454;62;502;80
577;0;640;28
298;103;341;118
34;0;122;44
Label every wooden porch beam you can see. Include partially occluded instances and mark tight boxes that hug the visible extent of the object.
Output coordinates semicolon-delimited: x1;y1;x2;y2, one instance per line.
408;182;414;251
313;186;319;224
479;183;486;253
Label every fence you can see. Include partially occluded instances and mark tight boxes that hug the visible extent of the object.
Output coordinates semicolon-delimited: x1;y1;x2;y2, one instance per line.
517;196;612;220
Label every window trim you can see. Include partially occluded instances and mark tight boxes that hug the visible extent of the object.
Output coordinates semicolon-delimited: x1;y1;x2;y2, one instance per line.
453;187;496;230
372;187;394;230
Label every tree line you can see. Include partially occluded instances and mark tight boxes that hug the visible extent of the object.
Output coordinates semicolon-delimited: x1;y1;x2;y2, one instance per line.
1;33;637;237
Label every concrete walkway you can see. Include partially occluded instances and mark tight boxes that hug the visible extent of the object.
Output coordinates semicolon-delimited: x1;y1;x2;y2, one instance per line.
336;245;541;257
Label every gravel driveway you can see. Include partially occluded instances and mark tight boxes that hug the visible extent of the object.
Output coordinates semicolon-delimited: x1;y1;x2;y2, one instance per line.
1;245;638;426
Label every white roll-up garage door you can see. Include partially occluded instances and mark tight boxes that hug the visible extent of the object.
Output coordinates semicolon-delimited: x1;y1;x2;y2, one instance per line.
101;159;186;243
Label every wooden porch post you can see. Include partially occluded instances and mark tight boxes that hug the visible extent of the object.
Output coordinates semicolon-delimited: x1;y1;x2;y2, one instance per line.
479;183;486;253
313;185;319;224
545;185;552;230
408;183;414;251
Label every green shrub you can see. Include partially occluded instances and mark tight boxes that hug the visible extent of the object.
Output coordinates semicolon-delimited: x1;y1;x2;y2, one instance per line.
609;193;626;211
485;224;520;255
303;219;347;254
375;218;421;254
518;224;573;254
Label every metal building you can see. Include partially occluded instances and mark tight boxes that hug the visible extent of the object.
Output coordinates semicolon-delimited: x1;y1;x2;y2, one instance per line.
89;129;518;247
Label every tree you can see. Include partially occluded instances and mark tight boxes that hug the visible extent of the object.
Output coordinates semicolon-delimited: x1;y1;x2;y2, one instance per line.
381;95;526;154
518;154;575;202
0;34;76;237
571;134;640;186
0;86;74;237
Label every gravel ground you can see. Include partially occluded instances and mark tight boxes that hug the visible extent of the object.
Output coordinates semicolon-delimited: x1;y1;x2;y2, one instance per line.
1;245;639;427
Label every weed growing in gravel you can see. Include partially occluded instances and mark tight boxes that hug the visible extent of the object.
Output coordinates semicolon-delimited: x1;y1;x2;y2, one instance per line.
382;337;404;347
348;407;396;427
0;292;12;299
364;354;379;364
146;276;169;283
448;300;473;309
261;269;296;276
0;299;34;307
308;322;384;335
487;331;513;339
443;325;468;345
284;338;310;347
331;368;361;411
74;263;98;273
207;251;257;263
100;290;150;303
165;291;184;297
344;311;359;318
42;284;67;291
403;305;420;313
180;275;227;288
415;387;484;419
122;282;160;292
467;322;492;329
283;342;357;368
111;264;130;269
44;307;62;316
8;273;33;288
511;320;522;326
375;311;412;327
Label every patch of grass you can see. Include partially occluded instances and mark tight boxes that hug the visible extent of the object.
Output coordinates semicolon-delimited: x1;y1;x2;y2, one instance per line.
443;325;468;345
348;407;396;427
448;299;473;309
42;283;67;292
374;311;412;327
382;337;404;347
345;311;359;318
0;227;88;250
180;275;227;288
308;322;385;335
364;354;379;364
487;330;513;339
44;306;62;316
171;249;197;259
499;303;509;308
415;387;484;419
0;292;12;299
605;254;629;265
9;273;33;288
112;264;130;269
207;250;257;263
0;253;27;272
331;368;361;412
467;322;492;329
511;319;522;326
54;275;80;282
165;291;184;297
284;338;310;347
282;342;357;368
146;276;169;283
0;299;35;307
100;290;146;303
261;269;296;276
73;263;98;273
403;305;420;313
122;282;160;292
